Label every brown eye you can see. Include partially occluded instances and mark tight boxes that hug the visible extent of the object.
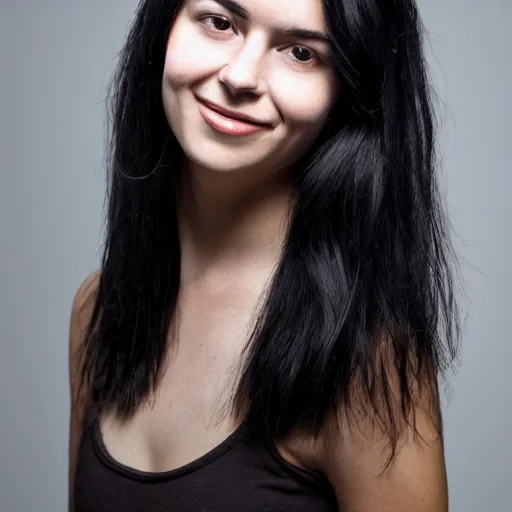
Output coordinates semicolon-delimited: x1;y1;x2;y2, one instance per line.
203;15;232;32
291;46;313;62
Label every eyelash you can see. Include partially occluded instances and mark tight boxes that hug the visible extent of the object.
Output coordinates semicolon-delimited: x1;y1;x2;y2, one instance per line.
197;14;321;68
200;15;236;36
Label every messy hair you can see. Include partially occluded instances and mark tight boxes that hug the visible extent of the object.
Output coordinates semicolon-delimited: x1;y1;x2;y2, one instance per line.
78;0;462;467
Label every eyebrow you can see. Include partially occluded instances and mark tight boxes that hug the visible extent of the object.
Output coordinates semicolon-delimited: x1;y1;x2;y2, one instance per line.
282;28;331;45
209;0;249;19
205;0;331;44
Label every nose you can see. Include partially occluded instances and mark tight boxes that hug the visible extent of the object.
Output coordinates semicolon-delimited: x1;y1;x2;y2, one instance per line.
218;38;266;96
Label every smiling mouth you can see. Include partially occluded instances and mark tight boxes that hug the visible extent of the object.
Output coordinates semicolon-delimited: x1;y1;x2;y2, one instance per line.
195;96;273;137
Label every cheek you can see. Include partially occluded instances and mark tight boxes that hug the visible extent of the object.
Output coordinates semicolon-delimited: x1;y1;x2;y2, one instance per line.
269;69;336;130
164;24;202;87
163;18;235;88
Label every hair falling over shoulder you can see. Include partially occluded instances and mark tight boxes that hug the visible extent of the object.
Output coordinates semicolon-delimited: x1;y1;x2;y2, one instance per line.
77;0;463;465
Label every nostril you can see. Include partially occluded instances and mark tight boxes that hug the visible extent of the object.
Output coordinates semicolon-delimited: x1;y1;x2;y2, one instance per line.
218;60;261;94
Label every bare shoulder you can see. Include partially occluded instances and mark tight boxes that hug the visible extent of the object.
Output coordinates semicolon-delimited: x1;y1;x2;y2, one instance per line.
69;270;100;389
69;268;101;415
68;269;100;511
70;269;100;344
313;384;447;512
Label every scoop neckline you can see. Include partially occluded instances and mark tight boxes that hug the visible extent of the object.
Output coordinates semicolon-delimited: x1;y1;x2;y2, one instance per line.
91;415;250;482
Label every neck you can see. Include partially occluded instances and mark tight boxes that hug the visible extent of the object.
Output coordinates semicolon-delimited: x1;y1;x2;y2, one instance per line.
177;161;295;285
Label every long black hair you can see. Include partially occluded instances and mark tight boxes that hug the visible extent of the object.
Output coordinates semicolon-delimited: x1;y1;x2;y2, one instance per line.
78;0;462;465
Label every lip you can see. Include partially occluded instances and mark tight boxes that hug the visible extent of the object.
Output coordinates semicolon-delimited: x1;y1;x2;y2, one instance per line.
195;96;273;137
196;96;271;126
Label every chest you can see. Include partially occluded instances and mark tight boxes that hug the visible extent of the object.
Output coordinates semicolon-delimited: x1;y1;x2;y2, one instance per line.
98;279;323;476
99;285;259;472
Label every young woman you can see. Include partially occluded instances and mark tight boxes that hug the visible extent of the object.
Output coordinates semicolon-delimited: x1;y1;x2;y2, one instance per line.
69;0;461;510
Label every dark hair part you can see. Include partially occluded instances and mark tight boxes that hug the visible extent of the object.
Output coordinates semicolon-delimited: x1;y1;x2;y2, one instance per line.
78;0;462;467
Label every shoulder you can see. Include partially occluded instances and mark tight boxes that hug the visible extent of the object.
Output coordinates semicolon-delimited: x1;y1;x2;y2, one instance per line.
310;375;447;512
70;270;100;329
68;270;100;511
70;270;100;341
69;269;101;395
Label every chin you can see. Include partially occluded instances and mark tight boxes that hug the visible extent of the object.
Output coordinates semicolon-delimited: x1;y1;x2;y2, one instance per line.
183;149;265;174
177;132;279;174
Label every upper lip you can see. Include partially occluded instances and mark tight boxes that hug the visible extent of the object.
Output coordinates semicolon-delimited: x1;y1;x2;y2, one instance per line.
195;96;273;127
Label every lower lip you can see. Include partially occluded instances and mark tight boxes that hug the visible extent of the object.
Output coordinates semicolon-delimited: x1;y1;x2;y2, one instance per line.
196;100;267;137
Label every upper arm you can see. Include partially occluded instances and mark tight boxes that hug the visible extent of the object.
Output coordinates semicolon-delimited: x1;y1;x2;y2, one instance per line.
68;270;99;511
318;375;448;511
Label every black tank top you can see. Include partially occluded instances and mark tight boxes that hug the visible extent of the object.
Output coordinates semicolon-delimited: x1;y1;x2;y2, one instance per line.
74;410;339;511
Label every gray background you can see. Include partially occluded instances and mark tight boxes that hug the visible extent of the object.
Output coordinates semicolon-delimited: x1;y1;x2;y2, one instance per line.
0;1;510;510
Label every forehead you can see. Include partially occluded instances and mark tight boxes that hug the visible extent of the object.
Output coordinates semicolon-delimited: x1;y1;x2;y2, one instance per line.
192;0;327;31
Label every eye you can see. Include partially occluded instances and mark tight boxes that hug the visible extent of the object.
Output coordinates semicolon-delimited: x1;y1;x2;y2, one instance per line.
200;15;233;33
289;46;318;66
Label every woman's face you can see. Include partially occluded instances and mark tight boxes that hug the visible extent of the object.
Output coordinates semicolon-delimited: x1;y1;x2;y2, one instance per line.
162;0;338;175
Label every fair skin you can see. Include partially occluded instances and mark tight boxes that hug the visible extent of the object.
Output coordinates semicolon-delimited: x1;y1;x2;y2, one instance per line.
69;0;448;510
